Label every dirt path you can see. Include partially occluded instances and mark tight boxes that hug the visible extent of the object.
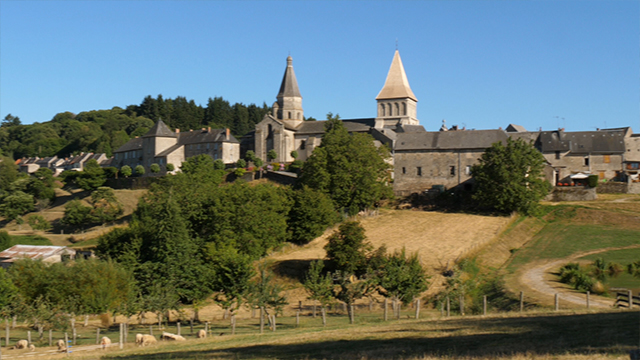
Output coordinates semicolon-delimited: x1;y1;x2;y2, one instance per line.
518;245;640;308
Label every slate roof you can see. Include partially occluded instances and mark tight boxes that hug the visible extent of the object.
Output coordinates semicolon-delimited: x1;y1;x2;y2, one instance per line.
376;50;418;102
395;130;508;151
178;128;239;144
295;119;373;135
506;124;527;132
277;56;302;98
114;137;143;153
395;124;426;133
539;130;626;154
143;119;176;138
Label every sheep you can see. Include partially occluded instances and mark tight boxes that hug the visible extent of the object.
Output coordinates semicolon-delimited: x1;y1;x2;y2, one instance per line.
100;336;111;349
136;334;156;346
161;332;185;341
57;339;66;352
15;340;28;349
28;344;35;351
197;329;206;338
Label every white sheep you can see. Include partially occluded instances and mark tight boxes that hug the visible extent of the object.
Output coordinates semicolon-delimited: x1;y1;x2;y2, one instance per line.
15;340;28;349
136;334;156;346
100;336;111;349
197;329;206;338
57;339;66;352
161;332;186;341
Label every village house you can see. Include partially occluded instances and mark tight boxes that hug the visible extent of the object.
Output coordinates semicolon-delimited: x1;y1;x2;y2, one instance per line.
0;245;76;269
112;120;240;174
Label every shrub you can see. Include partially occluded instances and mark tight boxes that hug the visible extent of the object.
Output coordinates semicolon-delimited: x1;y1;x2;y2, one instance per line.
236;159;247;168
150;163;160;174
588;174;599;188
134;165;145;176
234;168;246;177
120;165;132;178
213;159;225;170
61;199;92;226
27;214;51;231
166;163;175;172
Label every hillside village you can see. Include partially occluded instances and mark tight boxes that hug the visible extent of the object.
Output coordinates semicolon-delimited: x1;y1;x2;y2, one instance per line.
12;51;640;197
2;52;640;360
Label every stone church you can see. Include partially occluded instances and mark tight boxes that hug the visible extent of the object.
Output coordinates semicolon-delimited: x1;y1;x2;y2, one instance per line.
248;51;422;164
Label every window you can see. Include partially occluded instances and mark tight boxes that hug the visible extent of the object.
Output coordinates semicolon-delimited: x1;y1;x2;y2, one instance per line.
300;140;306;150
387;104;392;116
288;111;292;119
465;165;471;175
380;104;385;117
417;167;422;176
584;157;589;166
197;144;201;150
402;167;406;174
450;166;456;176
604;155;610;163
555;151;561;159
402;103;407;116
395;103;399;116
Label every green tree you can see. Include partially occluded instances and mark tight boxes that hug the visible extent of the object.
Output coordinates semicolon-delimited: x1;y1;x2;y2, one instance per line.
375;248;428;306
471;138;552;215
120;165;132;178
134;165;145;176
288;186;338;244
324;221;372;275
213;159;225;170
267;149;277;162
150;163;160;174
290;150;298;160
247;262;288;321
0;268;17;318
236;159;247;168
90;187;123;224
60;199;92;226
298;119;393;215
303;260;334;310
0;155;20;193
27;214;51;231
209;248;254;317
0;191;34;221
245;150;256;163
27;168;56;203
0;231;11;251
76;159;106;191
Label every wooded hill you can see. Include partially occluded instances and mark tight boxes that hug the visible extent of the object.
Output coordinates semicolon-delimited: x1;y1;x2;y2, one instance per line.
0;95;272;159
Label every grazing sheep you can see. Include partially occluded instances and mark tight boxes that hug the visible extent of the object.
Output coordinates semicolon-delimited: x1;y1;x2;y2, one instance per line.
137;334;156;346
15;340;28;349
197;329;206;338
161;332;185;341
100;336;111;349
135;333;144;346
28;344;35;351
57;339;66;352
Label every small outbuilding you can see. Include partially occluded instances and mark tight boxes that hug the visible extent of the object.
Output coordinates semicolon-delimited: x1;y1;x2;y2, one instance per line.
0;245;76;269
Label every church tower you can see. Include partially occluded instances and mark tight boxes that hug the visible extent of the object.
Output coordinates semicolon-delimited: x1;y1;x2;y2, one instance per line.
375;50;419;128
272;56;303;128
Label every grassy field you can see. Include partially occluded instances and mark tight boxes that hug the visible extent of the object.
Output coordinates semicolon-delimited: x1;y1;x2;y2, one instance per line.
3;309;639;360
6;234;52;247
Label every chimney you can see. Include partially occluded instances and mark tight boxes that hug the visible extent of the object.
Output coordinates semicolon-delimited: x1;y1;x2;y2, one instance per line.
208;127;211;132
226;128;230;140
175;128;180;134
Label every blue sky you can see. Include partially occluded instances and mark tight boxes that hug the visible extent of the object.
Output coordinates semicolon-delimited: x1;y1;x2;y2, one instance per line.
1;0;638;132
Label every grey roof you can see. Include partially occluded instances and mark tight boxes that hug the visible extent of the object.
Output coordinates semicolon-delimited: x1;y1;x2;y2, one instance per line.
277;56;302;99
143;119;176;138
395;130;508;151
295;119;372;135
507;131;540;144
395;124;426;133
114;137;143;153
506;124;527;132
178;128;239;145
539;130;626;154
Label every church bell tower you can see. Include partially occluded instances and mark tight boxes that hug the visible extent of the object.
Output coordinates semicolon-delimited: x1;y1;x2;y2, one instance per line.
375;50;419;128
272;56;304;128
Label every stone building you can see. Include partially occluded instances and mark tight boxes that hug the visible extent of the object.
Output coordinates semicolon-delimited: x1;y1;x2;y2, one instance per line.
113;119;239;173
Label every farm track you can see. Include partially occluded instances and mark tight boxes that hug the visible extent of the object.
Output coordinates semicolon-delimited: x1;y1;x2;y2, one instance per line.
518;245;640;308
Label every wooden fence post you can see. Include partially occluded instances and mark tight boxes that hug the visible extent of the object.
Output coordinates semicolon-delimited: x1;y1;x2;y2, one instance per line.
313;301;317;318
415;299;421;320
271;314;276;332
190;318;194;334
177;321;181;336
369;299;373;312
27;331;31;345
520;291;524;312
259;307;264;334
231;315;236;335
205;322;209;337
446;297;450;317
460;295;465;316
321;307;327;327
96;328;100;345
629;290;634;310
299;301;302;312
72;327;76;345
296;311;300;327
483;295;487;316
49;329;52;347
384;298;388;321
586;291;590;309
555;293;559;311
119;323;123;350
65;332;69;354
149;325;153;336
5;320;9;347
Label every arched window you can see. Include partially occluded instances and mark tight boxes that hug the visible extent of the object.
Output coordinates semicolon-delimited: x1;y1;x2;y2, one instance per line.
387;104;392;116
380;104;385;116
297;112;301;120
403;103;407;116
395;103;400;116
288;111;292;119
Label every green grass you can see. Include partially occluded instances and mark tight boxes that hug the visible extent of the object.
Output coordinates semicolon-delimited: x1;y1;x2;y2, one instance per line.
507;223;640;272
9;234;52;246
579;248;640;290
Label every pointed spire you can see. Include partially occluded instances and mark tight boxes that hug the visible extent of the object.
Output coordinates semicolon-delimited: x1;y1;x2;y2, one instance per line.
277;56;302;98
376;50;417;102
143;119;176;138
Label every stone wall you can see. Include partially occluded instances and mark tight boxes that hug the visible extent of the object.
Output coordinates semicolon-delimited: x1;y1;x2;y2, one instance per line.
629;182;640;194
596;181;628;194
545;187;597;201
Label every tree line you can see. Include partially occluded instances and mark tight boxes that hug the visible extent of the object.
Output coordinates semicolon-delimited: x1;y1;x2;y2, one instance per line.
0;95;270;159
